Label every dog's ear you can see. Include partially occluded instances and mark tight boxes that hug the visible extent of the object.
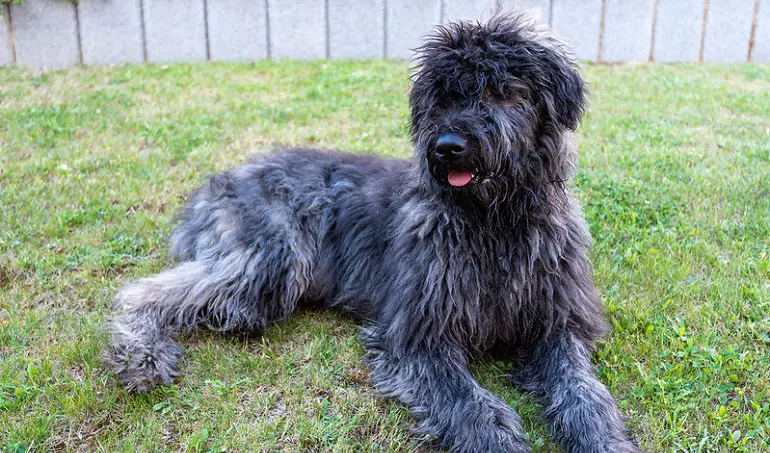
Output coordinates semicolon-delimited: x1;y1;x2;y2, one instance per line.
531;43;587;131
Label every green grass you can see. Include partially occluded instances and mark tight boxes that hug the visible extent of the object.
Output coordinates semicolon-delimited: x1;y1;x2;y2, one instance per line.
1;60;769;452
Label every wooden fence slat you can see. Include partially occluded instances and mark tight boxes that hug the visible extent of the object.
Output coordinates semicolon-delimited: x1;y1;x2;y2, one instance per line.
702;0;754;62
751;0;770;62
551;0;602;61
11;0;79;69
208;0;267;61
268;0;325;59
386;0;440;60
78;0;144;65
329;0;384;58
144;0;207;63
654;0;705;62
602;0;656;62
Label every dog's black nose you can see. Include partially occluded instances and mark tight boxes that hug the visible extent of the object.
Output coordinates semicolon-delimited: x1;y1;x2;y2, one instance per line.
434;134;467;159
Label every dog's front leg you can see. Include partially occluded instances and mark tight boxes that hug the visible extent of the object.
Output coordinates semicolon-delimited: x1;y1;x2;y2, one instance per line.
367;343;531;453
515;332;644;453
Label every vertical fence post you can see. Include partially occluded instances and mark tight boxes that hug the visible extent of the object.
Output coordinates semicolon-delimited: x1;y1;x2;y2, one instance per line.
751;0;769;61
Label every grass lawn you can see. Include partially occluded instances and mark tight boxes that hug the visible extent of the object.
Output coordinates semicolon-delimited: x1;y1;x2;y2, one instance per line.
1;60;769;452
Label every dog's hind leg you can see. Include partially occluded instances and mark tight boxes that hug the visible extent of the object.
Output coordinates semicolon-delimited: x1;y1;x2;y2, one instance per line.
514;332;645;453
105;164;319;393
105;242;312;393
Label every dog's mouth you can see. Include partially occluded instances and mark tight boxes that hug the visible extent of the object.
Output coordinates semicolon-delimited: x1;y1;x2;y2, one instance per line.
447;169;474;187
427;150;484;188
431;164;484;188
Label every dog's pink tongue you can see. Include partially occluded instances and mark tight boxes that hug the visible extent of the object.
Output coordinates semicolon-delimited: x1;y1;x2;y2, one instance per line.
447;170;473;187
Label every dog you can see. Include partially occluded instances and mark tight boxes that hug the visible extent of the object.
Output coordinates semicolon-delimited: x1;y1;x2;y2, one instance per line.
105;13;644;453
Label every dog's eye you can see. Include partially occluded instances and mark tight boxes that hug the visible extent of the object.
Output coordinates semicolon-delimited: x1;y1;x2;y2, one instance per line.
483;86;521;108
483;86;502;101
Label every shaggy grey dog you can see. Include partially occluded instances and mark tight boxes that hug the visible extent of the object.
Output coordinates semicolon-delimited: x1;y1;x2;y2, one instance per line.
106;13;644;453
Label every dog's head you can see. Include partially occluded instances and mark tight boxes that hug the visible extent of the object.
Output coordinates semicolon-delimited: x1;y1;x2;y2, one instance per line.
410;13;586;204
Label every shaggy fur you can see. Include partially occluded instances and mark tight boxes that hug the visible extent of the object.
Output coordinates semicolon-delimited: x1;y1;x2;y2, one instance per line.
105;13;644;453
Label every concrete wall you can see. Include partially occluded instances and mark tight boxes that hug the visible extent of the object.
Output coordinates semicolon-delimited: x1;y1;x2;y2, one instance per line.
143;0;207;63
208;0;268;61
10;0;80;69
653;0;706;62
329;0;384;59
269;0;326;59
78;0;144;65
1;0;767;69
551;0;602;61
702;0;755;63
602;0;656;62
1;5;14;66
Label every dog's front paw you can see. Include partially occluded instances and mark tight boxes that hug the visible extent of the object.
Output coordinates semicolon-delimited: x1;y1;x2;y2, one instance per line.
104;338;183;393
458;409;532;453
604;439;646;453
423;404;532;453
568;439;645;453
447;432;531;453
492;423;532;453
499;437;532;453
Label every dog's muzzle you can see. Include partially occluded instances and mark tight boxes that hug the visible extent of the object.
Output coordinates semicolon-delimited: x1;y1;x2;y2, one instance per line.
430;134;476;187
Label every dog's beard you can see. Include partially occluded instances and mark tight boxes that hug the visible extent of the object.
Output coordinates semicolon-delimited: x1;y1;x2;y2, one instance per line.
422;150;516;220
427;156;485;189
424;133;500;188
